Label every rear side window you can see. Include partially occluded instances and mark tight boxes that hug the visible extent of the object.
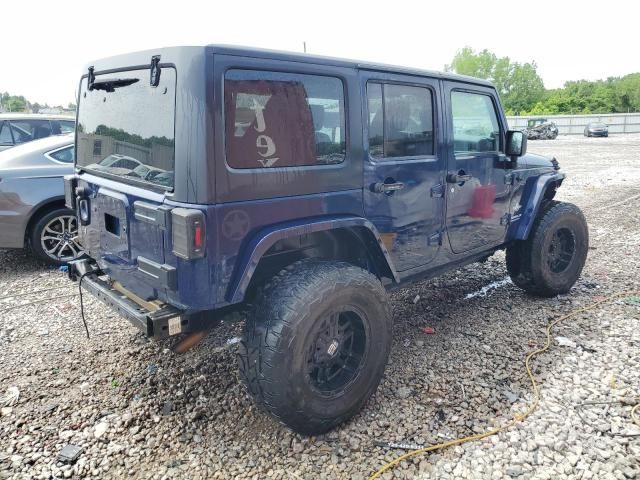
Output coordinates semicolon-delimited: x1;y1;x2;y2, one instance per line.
224;69;346;169
451;91;501;153
47;146;74;163
367;82;434;159
10;120;52;144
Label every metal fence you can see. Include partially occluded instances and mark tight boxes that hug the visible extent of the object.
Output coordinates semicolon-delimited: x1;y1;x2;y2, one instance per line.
506;113;640;135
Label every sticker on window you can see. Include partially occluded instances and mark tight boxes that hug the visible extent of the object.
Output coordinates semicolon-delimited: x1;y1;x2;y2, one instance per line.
225;70;346;168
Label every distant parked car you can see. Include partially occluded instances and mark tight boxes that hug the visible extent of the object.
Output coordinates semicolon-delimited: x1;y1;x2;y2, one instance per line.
0;114;75;152
584;122;609;137
0;134;83;264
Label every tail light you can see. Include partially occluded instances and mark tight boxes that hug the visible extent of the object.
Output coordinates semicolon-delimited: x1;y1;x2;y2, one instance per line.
171;208;206;259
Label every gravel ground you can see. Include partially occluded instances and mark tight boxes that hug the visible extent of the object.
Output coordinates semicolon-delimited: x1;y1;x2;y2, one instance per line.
1;134;639;479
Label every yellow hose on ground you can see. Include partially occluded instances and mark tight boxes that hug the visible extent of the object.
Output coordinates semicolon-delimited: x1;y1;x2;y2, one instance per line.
369;291;640;479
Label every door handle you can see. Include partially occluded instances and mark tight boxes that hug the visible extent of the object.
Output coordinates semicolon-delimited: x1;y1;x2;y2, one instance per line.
372;181;405;194
446;170;472;184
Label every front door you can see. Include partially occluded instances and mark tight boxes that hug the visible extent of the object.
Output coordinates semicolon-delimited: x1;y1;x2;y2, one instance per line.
443;83;510;253
362;72;445;272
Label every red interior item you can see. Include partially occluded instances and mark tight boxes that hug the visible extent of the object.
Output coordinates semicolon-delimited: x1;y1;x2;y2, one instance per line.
468;184;497;218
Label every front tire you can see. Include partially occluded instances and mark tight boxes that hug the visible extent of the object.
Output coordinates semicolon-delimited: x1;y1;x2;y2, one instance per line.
506;201;588;297
238;260;392;435
30;207;83;265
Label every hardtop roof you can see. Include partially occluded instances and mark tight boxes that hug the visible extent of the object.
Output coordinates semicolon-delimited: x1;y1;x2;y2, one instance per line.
83;44;493;88
207;44;494;87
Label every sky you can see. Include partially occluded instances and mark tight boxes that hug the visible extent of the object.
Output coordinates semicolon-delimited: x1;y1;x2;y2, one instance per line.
1;0;637;106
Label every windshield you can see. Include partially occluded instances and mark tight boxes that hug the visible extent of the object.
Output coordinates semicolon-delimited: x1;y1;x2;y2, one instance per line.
76;67;176;189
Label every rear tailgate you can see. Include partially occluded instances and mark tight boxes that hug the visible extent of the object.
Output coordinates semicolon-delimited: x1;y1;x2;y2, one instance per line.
74;58;179;300
77;176;175;300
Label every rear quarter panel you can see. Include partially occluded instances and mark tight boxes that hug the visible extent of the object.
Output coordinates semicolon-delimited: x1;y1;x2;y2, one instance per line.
0;163;69;248
210;54;365;306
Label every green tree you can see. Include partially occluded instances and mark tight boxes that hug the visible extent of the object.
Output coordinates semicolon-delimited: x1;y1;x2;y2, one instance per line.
446;47;497;81
613;73;640;112
6;96;27;112
446;47;545;114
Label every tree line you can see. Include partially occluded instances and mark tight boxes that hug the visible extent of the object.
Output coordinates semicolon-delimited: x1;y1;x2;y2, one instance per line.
0;91;75;113
446;47;640;116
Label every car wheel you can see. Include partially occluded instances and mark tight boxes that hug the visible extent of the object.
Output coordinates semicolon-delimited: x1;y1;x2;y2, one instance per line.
31;207;84;265
238;259;392;435
506;201;588;297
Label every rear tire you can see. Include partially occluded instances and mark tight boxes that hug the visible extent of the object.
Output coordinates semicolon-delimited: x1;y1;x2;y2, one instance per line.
506;201;588;297
30;207;83;265
238;260;392;435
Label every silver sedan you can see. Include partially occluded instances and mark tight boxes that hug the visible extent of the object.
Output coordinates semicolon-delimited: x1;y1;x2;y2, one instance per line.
0;134;83;264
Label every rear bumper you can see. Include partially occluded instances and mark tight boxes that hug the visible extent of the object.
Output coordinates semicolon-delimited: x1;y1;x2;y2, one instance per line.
68;258;208;338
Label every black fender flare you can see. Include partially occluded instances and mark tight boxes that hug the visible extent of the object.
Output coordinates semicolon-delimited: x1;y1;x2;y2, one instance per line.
510;172;565;240
226;216;399;304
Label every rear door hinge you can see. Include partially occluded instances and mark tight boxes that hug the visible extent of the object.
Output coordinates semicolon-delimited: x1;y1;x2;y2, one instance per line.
505;173;523;185
430;183;444;198
87;66;95;91
428;231;443;246
500;213;512;226
150;55;161;87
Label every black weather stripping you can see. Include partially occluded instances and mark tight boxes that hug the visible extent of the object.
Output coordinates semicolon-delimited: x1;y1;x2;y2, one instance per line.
90;78;140;92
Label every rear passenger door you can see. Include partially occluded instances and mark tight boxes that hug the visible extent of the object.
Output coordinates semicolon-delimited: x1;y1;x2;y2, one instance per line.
361;72;445;272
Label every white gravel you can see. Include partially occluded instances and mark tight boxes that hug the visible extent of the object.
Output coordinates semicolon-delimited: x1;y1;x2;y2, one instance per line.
1;134;639;479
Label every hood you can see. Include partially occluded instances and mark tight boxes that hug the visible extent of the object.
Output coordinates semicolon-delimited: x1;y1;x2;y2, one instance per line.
519;152;556;169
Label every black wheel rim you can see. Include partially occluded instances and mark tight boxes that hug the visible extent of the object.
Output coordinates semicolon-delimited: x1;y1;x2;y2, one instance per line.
306;310;367;395
547;227;576;273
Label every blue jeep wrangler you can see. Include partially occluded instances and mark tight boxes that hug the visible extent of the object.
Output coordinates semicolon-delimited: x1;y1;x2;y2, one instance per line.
66;46;588;435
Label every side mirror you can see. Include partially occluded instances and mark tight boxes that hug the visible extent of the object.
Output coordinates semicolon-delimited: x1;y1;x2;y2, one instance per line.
506;130;527;159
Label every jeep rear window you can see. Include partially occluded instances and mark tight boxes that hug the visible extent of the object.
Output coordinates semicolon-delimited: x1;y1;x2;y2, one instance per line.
224;69;346;169
76;68;176;189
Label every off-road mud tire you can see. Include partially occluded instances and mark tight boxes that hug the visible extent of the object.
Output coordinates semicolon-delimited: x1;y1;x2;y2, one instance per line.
506;201;588;297
238;259;392;435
